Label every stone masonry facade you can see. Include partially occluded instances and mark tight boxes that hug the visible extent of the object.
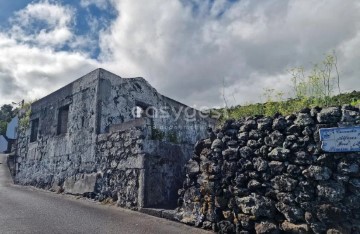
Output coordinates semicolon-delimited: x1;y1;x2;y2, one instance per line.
14;68;214;209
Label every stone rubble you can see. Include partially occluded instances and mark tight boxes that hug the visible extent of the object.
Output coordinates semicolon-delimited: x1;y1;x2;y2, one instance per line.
176;106;360;234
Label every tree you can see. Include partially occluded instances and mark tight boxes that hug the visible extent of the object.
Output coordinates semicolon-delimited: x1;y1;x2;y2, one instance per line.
0;104;15;135
0;122;7;135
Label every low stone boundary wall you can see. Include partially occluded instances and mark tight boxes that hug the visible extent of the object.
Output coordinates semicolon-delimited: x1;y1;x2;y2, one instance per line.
176;105;360;233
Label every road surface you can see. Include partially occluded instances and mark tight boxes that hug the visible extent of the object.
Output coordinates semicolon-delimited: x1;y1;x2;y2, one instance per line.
0;154;208;234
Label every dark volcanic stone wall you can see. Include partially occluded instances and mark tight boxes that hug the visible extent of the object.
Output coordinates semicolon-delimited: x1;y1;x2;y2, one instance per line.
95;127;146;208
176;105;360;234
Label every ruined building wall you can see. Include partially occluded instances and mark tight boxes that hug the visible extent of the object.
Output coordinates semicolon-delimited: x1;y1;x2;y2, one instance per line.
95;117;196;209
15;70;100;188
95;124;147;208
97;69;211;143
176;106;360;234
14;68;213;209
142;137;194;208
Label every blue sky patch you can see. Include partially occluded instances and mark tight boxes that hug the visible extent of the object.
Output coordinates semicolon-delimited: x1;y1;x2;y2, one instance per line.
0;0;117;59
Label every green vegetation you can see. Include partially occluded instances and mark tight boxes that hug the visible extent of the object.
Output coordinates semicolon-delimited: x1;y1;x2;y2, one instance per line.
220;52;360;121
167;131;178;144
151;126;179;143
0;101;33;134
222;91;360;121
0;104;16;135
19;102;32;130
151;127;165;141
0;121;7;136
351;98;360;107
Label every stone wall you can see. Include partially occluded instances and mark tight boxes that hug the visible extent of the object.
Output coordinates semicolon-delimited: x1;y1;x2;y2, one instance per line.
13;68;213;210
176;106;360;234
143;140;193;208
97;69;212;143
15;116;198;209
95;118;196;209
15;69;99;189
94;126;147;208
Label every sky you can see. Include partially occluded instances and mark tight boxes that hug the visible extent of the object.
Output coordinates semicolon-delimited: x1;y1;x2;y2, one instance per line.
0;0;360;109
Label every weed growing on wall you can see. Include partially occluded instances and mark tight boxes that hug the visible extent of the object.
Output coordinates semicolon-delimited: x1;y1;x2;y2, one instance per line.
19;102;32;130
167;131;178;144
220;52;358;121
151;127;165;141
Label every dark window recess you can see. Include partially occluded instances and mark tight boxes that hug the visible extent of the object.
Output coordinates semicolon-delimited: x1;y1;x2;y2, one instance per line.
30;119;39;142
57;105;69;135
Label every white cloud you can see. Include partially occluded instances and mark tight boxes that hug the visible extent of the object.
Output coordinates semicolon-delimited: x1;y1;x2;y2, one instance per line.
210;0;229;17
8;0;75;47
0;34;99;105
98;0;360;107
80;0;110;10
0;1;101;106
1;0;360;109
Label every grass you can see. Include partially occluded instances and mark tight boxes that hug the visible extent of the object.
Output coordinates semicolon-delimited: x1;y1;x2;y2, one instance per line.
218;90;360;121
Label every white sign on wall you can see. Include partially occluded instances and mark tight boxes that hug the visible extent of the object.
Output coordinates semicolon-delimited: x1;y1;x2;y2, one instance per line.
319;126;360;152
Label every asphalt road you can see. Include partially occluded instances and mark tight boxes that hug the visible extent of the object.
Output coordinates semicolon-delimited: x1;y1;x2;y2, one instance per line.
0;154;209;234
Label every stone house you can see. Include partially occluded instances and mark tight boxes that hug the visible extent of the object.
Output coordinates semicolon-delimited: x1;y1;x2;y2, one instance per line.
6;116;18;152
0;135;8;153
0;113;17;153
6;116;18;140
14;68;214;209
